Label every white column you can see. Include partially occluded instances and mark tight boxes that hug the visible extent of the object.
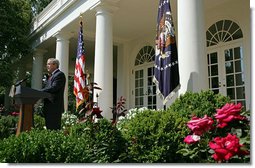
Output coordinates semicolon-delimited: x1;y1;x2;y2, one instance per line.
54;32;70;112
94;7;114;120
117;43;130;107
178;0;208;94
32;49;46;90
251;0;255;110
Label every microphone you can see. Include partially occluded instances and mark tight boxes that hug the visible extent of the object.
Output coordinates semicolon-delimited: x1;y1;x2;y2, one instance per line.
15;77;29;86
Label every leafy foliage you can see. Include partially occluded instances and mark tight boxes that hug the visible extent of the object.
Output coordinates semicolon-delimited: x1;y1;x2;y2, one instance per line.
0;119;126;163
33;114;46;130
169;90;231;118
68;119;127;163
29;0;53;16
0;0;33;88
0;115;18;140
119;108;189;163
111;96;127;125
0;91;249;163
118;91;233;163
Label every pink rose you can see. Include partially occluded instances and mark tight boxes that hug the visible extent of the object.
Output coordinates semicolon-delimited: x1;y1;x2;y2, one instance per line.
209;133;248;162
184;134;200;144
215;103;246;128
187;115;214;135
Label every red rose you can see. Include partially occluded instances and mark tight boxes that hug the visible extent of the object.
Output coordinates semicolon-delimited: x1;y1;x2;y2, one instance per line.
215;103;246;128
10;112;20;116
187;115;214;135
209;133;248;162
184;134;200;144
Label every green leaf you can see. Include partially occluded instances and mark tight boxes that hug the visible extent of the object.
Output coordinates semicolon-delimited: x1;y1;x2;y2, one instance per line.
231;128;242;137
176;148;190;156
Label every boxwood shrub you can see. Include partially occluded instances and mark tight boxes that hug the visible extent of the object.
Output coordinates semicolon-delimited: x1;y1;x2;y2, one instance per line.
0;118;126;163
169;90;231;118
0;115;18;139
119;109;190;163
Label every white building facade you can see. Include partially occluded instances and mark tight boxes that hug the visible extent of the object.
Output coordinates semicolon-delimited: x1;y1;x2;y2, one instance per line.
28;0;252;119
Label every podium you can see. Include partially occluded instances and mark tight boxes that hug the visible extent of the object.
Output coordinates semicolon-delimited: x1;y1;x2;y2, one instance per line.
10;85;52;136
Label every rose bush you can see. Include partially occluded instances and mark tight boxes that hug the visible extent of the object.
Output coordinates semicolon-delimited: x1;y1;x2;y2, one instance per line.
177;103;250;163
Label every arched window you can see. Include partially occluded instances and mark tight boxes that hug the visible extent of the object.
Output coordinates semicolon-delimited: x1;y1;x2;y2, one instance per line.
206;20;243;47
135;46;155;65
134;46;156;109
206;20;246;109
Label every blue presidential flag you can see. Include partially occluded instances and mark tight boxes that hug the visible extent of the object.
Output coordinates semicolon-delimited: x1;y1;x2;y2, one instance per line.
153;0;180;105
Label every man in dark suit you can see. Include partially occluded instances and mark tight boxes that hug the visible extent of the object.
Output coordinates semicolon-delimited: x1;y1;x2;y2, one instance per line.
41;58;66;130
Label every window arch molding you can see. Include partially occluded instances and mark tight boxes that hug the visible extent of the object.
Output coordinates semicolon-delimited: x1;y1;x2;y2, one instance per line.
134;45;155;66
206;19;243;47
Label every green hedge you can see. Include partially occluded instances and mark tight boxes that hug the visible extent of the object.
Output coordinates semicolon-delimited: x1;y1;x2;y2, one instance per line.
0;91;247;163
0;119;126;163
119;109;189;163
0;115;18;139
169;90;231;118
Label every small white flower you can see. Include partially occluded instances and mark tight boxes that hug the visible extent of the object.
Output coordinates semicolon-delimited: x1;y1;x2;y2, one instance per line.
191;134;201;141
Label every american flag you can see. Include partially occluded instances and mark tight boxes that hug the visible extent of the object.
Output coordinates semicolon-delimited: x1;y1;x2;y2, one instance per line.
74;21;86;109
153;0;180;105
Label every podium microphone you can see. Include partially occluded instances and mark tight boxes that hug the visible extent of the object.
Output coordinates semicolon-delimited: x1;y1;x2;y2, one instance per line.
15;77;29;86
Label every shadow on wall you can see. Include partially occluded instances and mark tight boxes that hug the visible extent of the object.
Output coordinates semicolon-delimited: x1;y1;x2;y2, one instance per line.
187;72;199;92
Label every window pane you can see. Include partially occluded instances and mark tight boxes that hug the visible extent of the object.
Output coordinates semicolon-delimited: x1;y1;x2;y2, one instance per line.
226;75;234;87
236;87;245;99
234;47;241;59
153;97;156;104
140;97;143;105
227;88;235;99
209;24;217;34
223;20;231;31
139;88;143;95
211;65;218;76
210;52;218;64
236;73;245;86
229;23;239;34
153;86;156;94
139;79;143;87
148;96;152;105
140;70;143;78
225;49;233;61
235;60;243;72
233;29;243;39
148;68;152;76
225;34;232;42
148;77;152;85
216;20;223;31
211;77;219;88
225;61;234;74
